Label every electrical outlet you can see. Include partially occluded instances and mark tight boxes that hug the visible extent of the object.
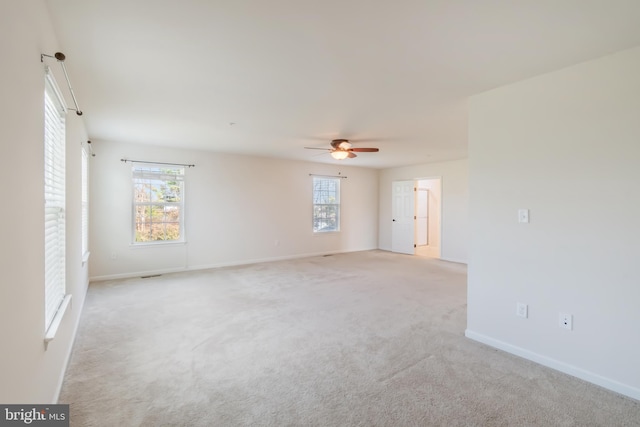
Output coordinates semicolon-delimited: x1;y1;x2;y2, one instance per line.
559;313;573;330
516;303;528;318
518;209;530;223
110;252;118;260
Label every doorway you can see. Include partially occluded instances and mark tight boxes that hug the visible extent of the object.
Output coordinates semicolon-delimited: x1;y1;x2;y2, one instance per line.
415;178;441;258
391;177;442;258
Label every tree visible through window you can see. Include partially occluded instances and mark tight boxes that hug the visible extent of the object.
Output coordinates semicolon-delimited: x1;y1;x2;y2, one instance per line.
312;176;340;233
132;166;184;243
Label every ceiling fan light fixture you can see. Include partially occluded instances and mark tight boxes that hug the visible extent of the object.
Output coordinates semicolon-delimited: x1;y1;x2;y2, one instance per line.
330;150;349;160
306;138;378;160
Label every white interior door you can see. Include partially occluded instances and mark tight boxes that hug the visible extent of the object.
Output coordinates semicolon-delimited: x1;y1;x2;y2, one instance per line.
416;188;428;246
391;180;415;254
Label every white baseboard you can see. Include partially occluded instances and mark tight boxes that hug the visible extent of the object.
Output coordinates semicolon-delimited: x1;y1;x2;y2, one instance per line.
89;247;377;282
465;329;640;402
90;266;191;282
439;257;467;265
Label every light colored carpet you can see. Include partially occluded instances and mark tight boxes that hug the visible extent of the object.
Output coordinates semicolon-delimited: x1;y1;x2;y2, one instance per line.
60;250;640;426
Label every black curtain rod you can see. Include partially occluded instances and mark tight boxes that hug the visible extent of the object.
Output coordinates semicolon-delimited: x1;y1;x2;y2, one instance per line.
121;159;195;168
309;173;347;179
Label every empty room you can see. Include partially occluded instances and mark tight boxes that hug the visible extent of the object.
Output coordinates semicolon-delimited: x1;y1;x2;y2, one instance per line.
2;1;639;425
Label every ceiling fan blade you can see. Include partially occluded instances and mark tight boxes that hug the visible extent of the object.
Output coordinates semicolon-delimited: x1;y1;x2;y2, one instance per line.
307;138;377;159
350;147;379;152
348;137;389;143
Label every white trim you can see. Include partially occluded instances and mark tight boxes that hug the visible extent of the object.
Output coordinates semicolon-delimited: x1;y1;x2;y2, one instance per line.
44;294;72;345
81;145;89;258
129;240;187;248
89;247;377;282
465;329;640;401
438;256;467;265
312;230;341;236
82;251;91;264
52;278;89;403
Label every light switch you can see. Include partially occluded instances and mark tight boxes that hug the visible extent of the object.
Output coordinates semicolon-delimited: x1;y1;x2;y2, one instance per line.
518;209;529;223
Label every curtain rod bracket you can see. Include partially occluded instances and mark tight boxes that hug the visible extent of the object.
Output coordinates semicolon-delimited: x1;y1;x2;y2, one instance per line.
85;140;95;157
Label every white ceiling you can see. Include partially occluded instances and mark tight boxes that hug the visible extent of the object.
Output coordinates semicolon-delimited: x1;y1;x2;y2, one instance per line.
45;0;640;169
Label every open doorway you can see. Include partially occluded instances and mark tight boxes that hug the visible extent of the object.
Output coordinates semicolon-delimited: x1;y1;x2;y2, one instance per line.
391;177;442;258
415;178;441;259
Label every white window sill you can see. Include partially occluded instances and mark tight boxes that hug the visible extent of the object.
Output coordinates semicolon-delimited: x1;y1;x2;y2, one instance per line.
44;294;72;349
130;241;187;248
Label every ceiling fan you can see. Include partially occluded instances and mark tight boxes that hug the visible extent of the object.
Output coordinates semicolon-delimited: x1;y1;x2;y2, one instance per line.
305;139;380;160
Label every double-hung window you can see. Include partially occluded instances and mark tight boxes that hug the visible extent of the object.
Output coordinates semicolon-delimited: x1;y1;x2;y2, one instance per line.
312;176;340;233
132;166;185;243
44;68;68;332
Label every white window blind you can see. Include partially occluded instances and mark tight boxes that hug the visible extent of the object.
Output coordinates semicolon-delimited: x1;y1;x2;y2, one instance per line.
81;146;89;260
44;69;67;330
312;176;340;233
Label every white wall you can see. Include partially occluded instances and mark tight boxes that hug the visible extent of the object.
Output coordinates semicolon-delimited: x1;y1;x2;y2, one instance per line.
379;159;468;263
0;1;89;403
467;47;640;400
89;140;379;279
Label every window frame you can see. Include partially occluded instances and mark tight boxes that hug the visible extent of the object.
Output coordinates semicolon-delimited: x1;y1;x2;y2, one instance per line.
131;165;185;245
312;176;341;233
44;67;69;335
81;144;90;262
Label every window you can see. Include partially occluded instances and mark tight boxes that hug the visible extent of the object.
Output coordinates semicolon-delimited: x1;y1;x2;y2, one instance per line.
44;69;67;330
81;145;89;261
132;166;184;243
312;176;340;233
